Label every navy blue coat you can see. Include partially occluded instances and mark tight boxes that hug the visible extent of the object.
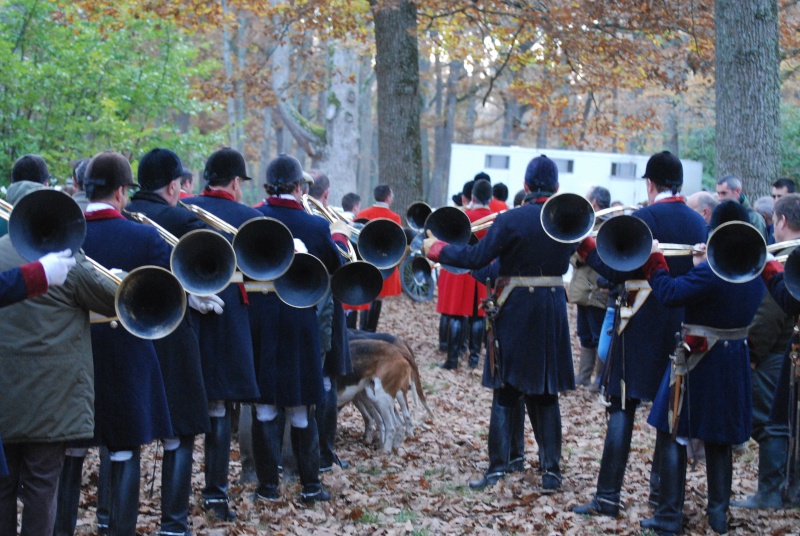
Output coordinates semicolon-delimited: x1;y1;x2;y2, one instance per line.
646;261;764;444
125;192;210;436
587;199;707;401
437;200;576;395
765;271;800;424
83;211;173;450
182;194;261;402
250;198;343;406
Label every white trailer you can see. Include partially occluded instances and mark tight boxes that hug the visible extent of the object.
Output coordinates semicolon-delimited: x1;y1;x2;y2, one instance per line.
448;144;703;206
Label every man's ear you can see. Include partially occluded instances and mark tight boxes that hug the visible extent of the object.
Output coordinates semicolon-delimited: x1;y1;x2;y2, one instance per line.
553;183;560;194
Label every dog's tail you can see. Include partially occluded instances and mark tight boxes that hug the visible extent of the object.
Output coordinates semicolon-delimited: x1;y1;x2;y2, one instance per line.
396;338;434;420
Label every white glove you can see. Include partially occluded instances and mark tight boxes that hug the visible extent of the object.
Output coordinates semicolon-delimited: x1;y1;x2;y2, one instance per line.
293;238;308;254
38;249;76;286
187;293;225;314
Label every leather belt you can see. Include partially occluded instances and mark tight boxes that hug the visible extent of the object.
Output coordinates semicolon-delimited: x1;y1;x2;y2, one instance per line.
496;276;564;307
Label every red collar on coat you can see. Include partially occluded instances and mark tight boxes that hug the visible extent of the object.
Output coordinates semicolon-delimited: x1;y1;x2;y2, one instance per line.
84;209;125;221
652;195;685;204
202;189;236;202
267;197;303;210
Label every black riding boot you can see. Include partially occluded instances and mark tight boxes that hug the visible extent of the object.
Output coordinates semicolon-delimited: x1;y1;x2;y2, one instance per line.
572;404;635;517
731;436;786;508
252;415;283;501
317;379;349;472
650;429;665;507
202;413;235;520
468;317;484;368
365;300;383;333
507;398;527;473
52;454;84;536
345;310;357;329
641;431;686;535
441;316;465;370
438;315;450;352
705;442;732;534
159;437;195;536
526;395;562;491
108;450;140;536
469;394;512;489
290;414;331;503
97;447;111;535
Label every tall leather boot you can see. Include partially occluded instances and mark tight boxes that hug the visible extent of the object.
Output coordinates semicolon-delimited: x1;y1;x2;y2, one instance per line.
469;394;512;489
202;413;235;520
318;379;349;472
237;406;257;485
526;395;562;491
572;404;635;517
438;315;450;352
705;442;732;534
576;347;597;387
159;437;194;536
52;454;85;536
731;437;787;508
290;414;331;503
650;428;665;507
641;431;686;535
468;317;485;368
345;310;357;329
97;447;111;535
507;398;527;473
365;300;382;333
108;450;141;536
441;316;465;370
252;416;283;501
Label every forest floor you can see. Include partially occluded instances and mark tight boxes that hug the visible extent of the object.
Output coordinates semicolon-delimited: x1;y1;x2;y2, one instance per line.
68;294;800;535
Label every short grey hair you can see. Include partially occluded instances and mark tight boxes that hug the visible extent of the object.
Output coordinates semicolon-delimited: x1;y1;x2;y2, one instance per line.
754;195;774;220
695;191;720;212
587;186;611;210
717;175;742;190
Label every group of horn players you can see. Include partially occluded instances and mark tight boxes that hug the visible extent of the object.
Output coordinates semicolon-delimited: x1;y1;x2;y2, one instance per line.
418;150;800;535
0;148;405;535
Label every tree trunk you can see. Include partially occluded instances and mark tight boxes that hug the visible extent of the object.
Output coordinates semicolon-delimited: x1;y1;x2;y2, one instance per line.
715;0;780;198
357;57;376;204
325;44;360;205
430;60;461;207
370;0;423;214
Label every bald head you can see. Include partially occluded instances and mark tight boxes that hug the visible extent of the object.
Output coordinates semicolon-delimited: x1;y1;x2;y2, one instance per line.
687;191;719;224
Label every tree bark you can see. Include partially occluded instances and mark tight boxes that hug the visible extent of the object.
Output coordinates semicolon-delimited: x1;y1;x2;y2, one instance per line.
357;57;376;204
370;0;423;214
325;44;360;204
715;0;780;197
430;60;461;207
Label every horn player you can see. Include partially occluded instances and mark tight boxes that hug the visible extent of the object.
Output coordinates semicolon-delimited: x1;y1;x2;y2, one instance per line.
249;155;349;503
0;176;115;535
572;151;708;520
436;177;493;371
181;147;261;521
423;155;581;494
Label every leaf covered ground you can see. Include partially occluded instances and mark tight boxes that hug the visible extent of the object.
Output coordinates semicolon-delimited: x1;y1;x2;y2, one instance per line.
68;295;800;535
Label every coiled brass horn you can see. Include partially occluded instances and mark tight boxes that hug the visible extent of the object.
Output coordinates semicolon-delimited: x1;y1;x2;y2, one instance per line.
706;221;766;283
540;193;595;243
596;214;654;272
1;190;86;261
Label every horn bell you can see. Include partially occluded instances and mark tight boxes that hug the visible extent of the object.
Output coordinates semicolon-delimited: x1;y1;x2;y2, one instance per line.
540;193;595;243
116;266;187;340
9;189;86;261
233;217;295;281
406;202;432;231
596;214;653;272
331;260;383;306
358;218;408;270
171;229;237;296
783;248;800;300
273;252;330;308
424;206;471;246
706;221;766;283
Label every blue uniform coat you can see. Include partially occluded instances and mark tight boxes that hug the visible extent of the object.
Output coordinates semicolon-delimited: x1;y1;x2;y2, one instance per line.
437;200;575;395
182;194;261;402
646;261;764;444
250;198;344;406
587;199;707;401
126;192;211;436
83;212;173;450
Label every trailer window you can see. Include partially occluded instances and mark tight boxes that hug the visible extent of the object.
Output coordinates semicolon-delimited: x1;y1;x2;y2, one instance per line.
551;158;574;174
484;155;510;169
611;162;637;178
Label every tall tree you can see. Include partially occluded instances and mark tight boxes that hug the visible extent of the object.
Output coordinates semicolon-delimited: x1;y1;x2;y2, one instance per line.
369;0;423;213
715;0;781;196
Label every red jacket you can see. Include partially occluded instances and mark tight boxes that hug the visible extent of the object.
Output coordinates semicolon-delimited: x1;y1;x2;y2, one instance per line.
354;205;402;298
